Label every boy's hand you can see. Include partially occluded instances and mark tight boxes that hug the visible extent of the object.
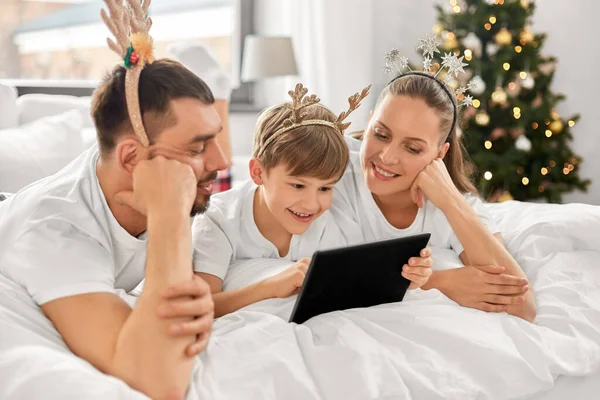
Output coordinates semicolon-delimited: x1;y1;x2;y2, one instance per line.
265;258;311;299
157;275;215;357
404;247;434;289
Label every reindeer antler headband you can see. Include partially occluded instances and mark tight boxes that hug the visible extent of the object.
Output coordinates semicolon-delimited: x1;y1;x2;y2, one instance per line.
101;0;154;147
257;83;371;159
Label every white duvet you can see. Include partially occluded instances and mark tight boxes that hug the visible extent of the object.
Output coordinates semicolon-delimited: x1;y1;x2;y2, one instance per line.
1;201;600;400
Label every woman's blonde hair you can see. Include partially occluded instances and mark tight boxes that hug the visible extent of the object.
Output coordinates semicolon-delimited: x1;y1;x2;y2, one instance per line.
355;74;478;195
252;103;349;180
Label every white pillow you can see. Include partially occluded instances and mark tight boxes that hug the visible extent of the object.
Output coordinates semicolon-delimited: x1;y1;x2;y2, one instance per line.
16;94;93;128
0;110;85;193
0;83;18;130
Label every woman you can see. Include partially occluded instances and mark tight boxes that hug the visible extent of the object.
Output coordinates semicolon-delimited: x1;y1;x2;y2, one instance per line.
334;72;536;322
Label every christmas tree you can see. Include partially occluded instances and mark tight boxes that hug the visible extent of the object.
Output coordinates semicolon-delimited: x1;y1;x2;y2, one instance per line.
434;0;589;202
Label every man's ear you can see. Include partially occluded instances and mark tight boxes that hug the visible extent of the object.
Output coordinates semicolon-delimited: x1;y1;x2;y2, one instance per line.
115;139;145;174
438;142;450;160
249;157;265;185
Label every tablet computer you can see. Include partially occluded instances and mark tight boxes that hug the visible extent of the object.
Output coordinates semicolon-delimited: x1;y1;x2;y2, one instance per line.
289;233;431;324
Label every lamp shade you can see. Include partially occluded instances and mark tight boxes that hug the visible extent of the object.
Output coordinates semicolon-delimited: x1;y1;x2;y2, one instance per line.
241;35;298;82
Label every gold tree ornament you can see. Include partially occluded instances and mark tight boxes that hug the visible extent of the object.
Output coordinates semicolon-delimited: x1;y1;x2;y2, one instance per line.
495;27;512;46
549;120;564;134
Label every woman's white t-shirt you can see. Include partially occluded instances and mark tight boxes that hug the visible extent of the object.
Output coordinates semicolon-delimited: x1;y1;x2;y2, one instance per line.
331;150;499;257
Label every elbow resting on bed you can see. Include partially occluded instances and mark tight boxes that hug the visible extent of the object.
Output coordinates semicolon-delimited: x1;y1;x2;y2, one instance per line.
510;298;537;323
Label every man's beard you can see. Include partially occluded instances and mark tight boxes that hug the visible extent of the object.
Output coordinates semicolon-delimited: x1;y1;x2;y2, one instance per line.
190;171;218;216
190;195;210;216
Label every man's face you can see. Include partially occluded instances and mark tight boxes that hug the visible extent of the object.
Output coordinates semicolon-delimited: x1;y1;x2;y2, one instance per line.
150;97;228;215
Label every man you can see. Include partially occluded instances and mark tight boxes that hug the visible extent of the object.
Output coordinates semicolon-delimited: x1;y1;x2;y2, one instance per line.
0;58;227;399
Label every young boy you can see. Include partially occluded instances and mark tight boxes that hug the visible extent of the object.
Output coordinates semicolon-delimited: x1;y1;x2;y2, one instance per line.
192;83;433;317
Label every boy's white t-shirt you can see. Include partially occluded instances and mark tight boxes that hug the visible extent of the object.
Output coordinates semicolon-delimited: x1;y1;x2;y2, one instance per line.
331;150;499;257
0;145;147;306
192;179;363;280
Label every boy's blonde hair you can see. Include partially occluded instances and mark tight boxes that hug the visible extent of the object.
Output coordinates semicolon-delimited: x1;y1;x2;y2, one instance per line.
252;102;349;180
252;83;371;181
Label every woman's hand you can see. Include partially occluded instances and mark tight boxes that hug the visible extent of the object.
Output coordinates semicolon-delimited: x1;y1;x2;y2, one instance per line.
404;248;434;289
410;158;462;210
434;265;530;313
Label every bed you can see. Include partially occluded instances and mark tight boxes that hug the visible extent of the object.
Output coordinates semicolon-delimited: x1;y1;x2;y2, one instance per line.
1;200;599;400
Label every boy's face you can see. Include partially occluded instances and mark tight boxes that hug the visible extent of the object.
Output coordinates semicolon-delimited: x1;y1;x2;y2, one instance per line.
254;163;338;236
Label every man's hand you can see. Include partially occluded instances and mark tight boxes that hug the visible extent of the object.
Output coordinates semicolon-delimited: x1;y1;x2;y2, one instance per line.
436;265;530;312
115;155;197;216
405;247;434;289
264;258;311;299
157;275;215;357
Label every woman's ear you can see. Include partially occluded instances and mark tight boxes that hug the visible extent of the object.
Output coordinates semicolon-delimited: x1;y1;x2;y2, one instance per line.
115;139;146;174
438;142;450;159
249;158;265;185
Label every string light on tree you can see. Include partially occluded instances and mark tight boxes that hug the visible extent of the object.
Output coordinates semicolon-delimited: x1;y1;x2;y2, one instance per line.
522;177;530;185
484;171;493;180
485;140;493;149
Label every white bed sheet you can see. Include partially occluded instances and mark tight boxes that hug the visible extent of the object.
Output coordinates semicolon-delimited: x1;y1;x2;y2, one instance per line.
1;201;599;400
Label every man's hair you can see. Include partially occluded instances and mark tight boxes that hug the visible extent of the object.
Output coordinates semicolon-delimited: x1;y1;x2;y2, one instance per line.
91;58;214;156
252;103;349;181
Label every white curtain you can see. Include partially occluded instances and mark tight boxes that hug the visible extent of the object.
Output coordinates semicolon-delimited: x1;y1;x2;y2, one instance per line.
254;0;374;130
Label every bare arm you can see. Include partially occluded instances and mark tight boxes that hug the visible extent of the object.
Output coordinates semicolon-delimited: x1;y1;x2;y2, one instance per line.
42;156;208;400
197;272;274;318
444;196;536;322
43;210;196;400
196;258;310;318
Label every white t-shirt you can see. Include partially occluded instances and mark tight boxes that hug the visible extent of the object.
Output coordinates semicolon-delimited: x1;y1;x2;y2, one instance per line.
331;150;499;257
0;145;147;306
192;179;363;280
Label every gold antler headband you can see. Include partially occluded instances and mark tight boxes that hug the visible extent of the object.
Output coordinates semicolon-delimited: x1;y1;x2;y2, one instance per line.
101;0;155;147
257;83;370;159
274;83;371;136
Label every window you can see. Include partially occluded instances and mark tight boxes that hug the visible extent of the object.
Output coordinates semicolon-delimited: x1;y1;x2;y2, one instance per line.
0;0;254;105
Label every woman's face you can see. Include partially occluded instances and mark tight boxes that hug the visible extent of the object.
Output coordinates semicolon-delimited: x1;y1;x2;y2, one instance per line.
360;95;449;198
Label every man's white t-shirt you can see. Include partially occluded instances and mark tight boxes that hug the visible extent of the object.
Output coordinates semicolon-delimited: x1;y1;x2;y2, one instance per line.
192;179;363;280
331;149;499;257
0;145;146;306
